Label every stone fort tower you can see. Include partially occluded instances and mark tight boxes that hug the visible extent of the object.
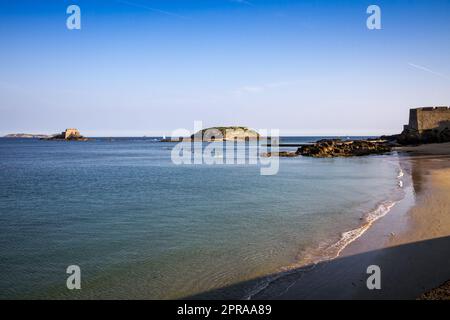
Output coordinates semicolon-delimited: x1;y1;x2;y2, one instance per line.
405;107;450;133
401;106;450;143
64;128;81;139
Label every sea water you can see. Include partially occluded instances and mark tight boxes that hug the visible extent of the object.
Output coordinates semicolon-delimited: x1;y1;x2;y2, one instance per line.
0;137;404;299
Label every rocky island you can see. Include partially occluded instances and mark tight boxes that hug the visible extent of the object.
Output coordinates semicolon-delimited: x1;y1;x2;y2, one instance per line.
264;139;391;158
297;139;391;157
162;126;260;142
41;128;89;141
193;126;260;141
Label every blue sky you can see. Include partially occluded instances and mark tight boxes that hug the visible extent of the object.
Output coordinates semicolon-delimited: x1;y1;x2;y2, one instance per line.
1;0;450;136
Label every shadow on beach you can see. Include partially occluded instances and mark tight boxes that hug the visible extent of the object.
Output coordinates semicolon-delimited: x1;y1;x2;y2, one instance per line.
184;235;450;300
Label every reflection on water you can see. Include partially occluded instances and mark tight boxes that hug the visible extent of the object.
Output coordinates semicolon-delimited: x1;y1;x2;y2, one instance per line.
401;154;450;196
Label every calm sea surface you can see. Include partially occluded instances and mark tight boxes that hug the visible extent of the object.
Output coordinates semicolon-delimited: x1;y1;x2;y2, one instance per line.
0;137;404;299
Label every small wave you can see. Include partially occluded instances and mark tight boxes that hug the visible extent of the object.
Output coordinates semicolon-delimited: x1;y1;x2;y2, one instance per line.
397;167;404;188
296;200;399;265
325;201;397;258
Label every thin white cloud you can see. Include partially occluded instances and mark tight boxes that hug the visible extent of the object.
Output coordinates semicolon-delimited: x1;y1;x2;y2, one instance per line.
408;62;450;81
234;81;295;96
229;0;254;6
114;0;190;20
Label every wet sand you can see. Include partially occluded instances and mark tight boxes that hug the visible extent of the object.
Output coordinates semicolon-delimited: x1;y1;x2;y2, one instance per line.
394;142;450;156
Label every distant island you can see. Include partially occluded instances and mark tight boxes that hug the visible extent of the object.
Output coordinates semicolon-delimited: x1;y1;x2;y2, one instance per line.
5;129;89;141
161;126;260;142
41;128;89;141
5;107;450;148
4;133;51;139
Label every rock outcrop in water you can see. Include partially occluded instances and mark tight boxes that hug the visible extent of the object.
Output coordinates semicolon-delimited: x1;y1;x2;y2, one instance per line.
262;151;298;157
297;139;391;158
42;128;89;141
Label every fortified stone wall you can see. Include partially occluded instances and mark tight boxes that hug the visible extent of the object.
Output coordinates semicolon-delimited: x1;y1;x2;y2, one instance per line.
409;107;450;132
400;107;450;144
64;128;81;139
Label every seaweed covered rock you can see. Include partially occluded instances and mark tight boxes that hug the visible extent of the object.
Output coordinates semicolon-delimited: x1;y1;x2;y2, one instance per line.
297;139;391;158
